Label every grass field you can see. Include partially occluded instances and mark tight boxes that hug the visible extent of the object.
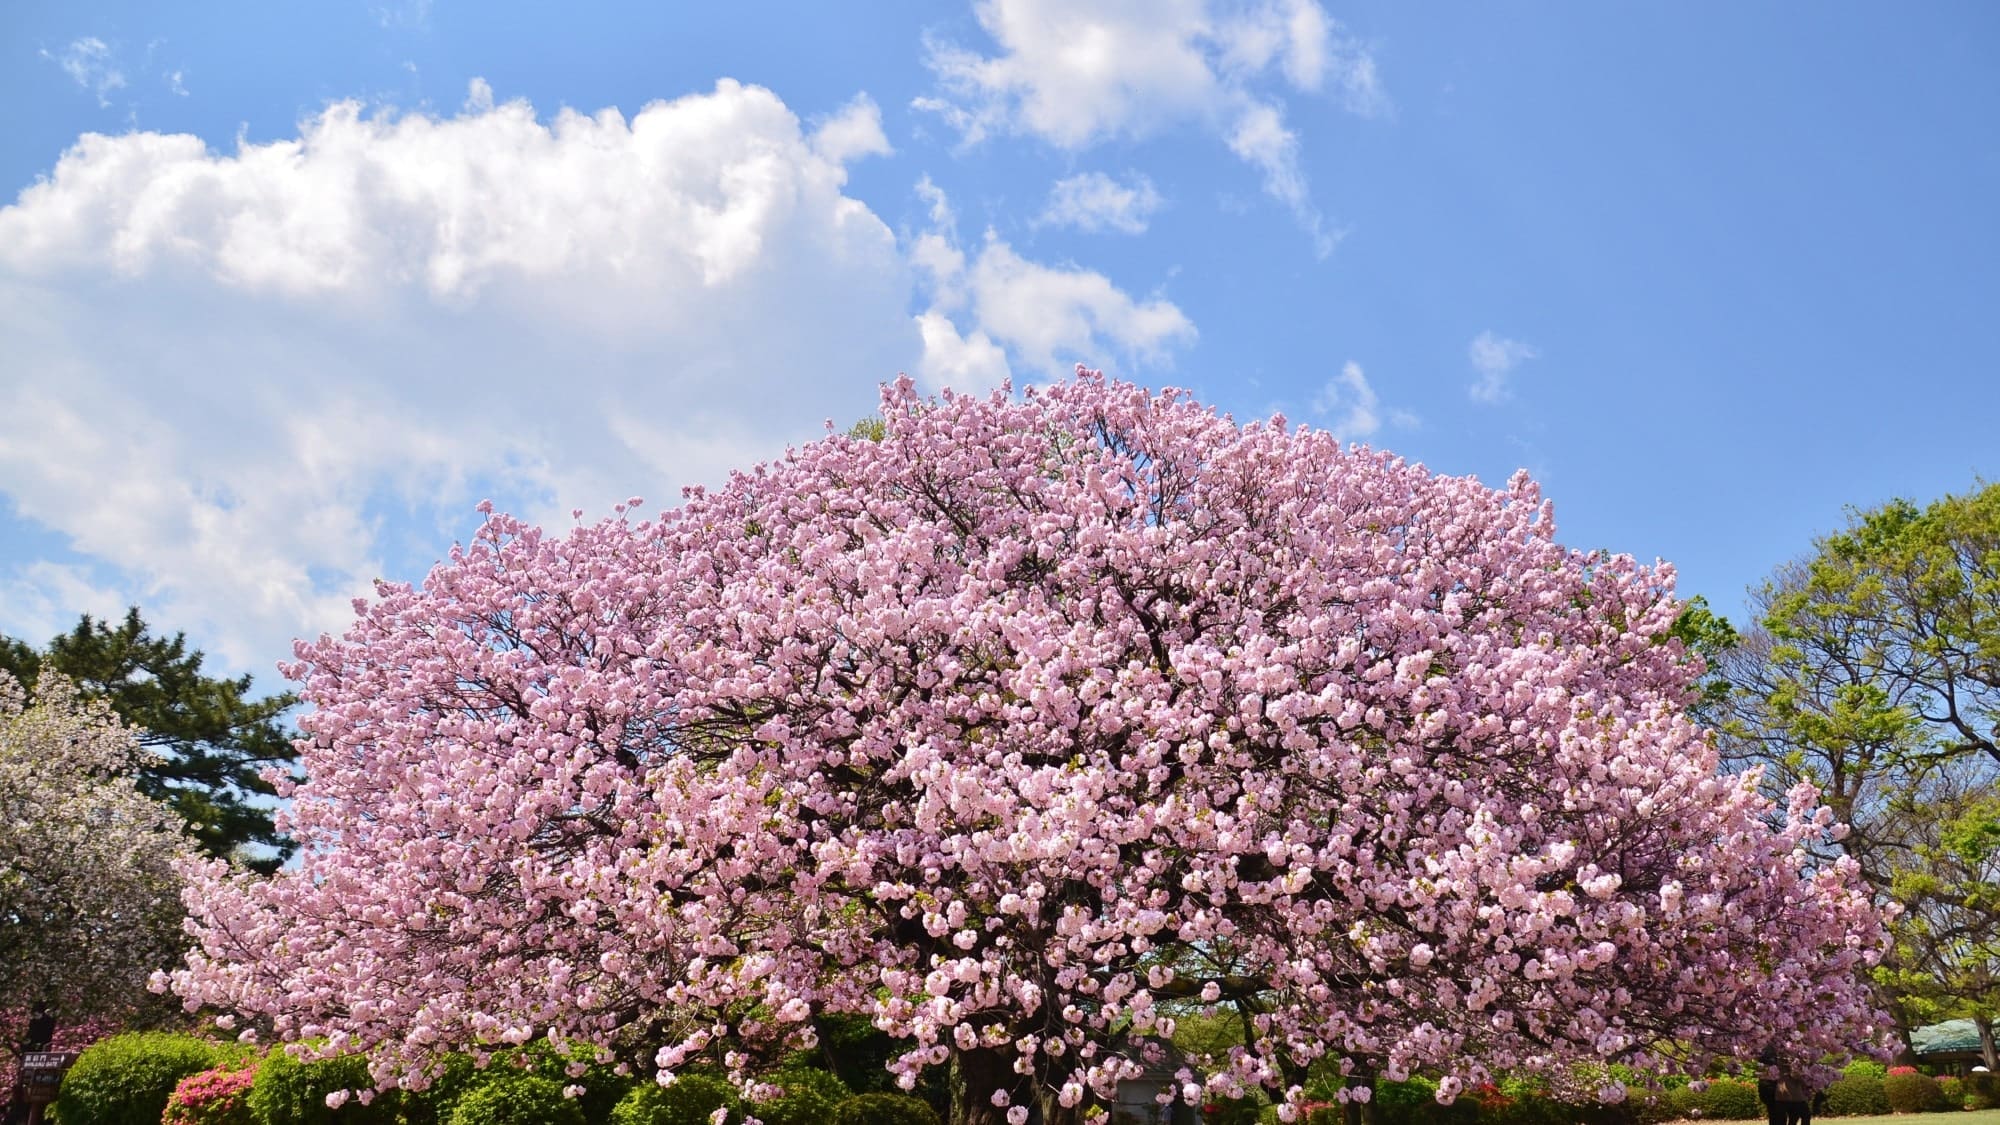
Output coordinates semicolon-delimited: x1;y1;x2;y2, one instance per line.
1670;1115;2000;1125
1832;1104;2000;1112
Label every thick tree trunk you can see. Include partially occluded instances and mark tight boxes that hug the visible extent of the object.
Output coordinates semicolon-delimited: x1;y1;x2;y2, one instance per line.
951;1047;1022;1125
1342;1072;1378;1125
1886;1017;1922;1068
1977;1016;1998;1072
949;1047;1094;1125
1030;1088;1091;1125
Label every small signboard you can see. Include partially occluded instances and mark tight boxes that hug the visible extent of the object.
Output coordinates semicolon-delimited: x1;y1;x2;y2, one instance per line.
18;1051;77;1107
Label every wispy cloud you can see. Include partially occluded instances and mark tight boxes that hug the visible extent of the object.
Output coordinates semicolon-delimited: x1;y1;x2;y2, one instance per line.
915;0;1382;256
1311;360;1416;443
0;562;132;651
372;0;433;31
42;37;127;107
1036;172;1163;235
1468;330;1539;403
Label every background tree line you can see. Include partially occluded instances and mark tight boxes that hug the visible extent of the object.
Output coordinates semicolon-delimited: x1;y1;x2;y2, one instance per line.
1698;481;2000;1068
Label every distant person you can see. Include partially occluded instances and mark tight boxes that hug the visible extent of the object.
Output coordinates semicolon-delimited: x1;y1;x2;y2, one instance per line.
1774;1070;1813;1125
1757;1045;1783;1125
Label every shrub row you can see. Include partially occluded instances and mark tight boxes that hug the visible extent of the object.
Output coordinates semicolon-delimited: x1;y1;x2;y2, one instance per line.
1818;1068;2000;1115
50;1033;2000;1125
49;1033;941;1125
53;1031;255;1125
1289;1069;2000;1125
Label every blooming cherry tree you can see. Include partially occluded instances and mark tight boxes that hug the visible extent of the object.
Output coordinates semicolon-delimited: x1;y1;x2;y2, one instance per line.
169;371;1888;1124
1;673;193;1040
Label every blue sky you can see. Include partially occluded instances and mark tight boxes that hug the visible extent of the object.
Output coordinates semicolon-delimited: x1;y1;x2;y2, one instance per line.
1;1;1995;681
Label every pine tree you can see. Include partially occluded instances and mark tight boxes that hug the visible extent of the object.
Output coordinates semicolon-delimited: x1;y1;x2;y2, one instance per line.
0;609;297;871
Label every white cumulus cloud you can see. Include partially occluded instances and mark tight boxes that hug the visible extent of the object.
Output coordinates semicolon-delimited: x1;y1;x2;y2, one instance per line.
916;0;1381;254
810;94;895;165
965;239;1195;372
915;310;1012;389
0;80;1198;672
1468;330;1539;403
911;180;1195;386
0;79;916;670
1037;172;1163;234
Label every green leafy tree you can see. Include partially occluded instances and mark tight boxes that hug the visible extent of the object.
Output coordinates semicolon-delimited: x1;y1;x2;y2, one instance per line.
1713;482;2000;1066
1667;595;1741;722
0;609;298;870
1875;756;2000;1068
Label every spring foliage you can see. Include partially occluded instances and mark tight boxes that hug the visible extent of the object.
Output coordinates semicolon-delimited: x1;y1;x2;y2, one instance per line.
1714;482;2000;1056
170;372;1888;1122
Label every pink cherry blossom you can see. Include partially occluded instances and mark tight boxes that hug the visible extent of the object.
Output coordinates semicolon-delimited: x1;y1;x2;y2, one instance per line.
168;369;1888;1124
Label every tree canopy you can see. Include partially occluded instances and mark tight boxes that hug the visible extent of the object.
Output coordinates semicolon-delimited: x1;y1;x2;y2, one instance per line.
169;373;1887;1124
0;608;298;871
0;671;196;1029
1713;481;2000;1067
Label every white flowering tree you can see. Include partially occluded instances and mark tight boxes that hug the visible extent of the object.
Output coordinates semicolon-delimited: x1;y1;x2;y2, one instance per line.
1;671;195;1040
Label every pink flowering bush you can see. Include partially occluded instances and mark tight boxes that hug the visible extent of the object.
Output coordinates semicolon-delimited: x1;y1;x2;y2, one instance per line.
1882;1069;1946;1114
167;371;1890;1125
163;1063;258;1125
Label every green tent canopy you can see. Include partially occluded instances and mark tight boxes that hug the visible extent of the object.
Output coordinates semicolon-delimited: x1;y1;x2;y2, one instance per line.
1911;1020;1986;1057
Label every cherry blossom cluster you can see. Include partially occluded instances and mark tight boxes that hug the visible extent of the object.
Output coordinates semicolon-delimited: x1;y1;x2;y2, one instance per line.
169;370;1888;1122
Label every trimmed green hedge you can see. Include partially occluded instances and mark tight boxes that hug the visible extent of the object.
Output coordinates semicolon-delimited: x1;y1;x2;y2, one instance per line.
829;1092;942;1125
445;1073;584;1125
610;1074;742;1125
246;1048;399;1125
752;1067;853;1125
54;1032;248;1125
1965;1072;2000;1111
1841;1060;1887;1081
392;1052;481;1125
1374;1079;1477;1125
1672;1078;1762;1120
1821;1073;1890;1117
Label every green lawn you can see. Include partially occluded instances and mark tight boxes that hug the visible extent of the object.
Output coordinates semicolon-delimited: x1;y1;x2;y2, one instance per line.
1824;1104;2000;1112
1671;1115;2000;1125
